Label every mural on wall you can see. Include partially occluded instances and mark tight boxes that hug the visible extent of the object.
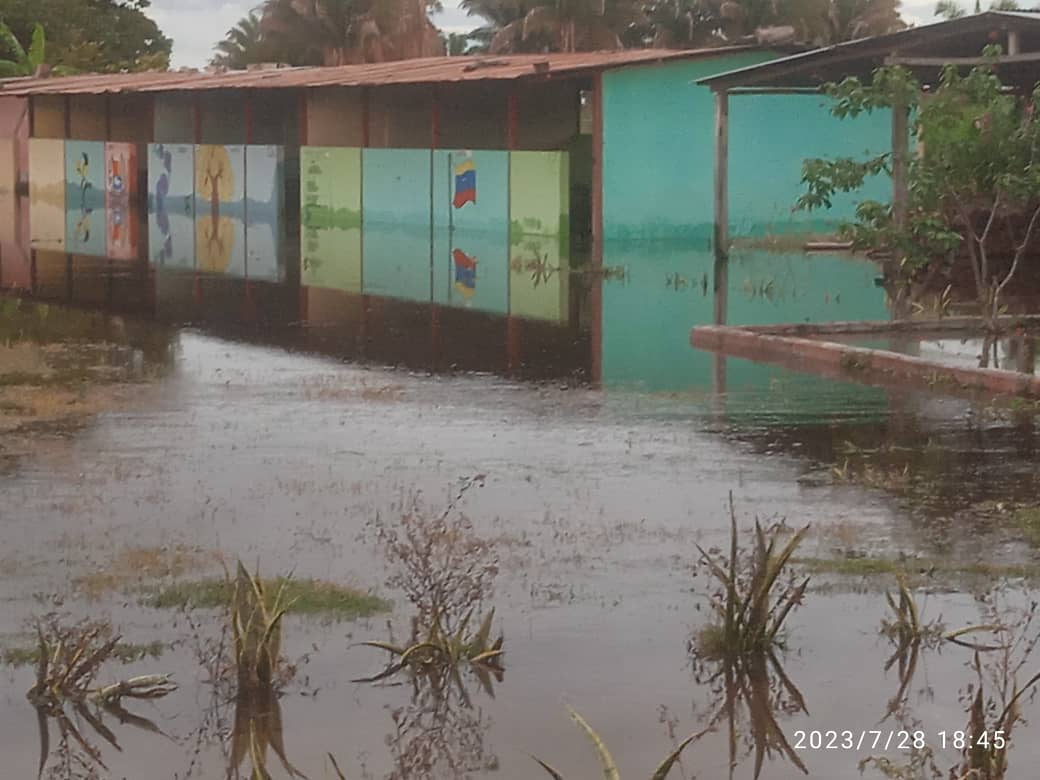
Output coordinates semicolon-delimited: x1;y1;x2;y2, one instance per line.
105;142;138;260
195;144;246;276
301;147;362;293
362;148;432;303
245;145;284;282
28;139;66;250
148;143;196;268
64;140;107;256
508;151;570;323
432;150;509;315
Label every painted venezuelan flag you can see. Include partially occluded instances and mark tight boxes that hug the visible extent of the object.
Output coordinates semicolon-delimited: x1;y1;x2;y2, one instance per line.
453;156;476;208
453;248;477;298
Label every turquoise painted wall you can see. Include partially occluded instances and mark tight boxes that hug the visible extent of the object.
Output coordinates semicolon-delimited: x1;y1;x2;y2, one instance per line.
362;149;432;302
599;245;889;392
601;54;891;242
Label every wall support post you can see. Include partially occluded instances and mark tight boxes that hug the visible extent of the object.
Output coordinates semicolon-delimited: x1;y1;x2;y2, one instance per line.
712;89;729;327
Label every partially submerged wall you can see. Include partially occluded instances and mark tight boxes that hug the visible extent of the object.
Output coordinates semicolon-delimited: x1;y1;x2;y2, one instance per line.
601;54;891;242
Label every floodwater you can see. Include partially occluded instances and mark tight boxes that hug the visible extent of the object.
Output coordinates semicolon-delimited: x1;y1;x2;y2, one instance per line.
2;237;1040;780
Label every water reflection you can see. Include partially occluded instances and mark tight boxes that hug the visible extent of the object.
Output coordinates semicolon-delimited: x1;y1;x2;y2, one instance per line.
692;648;809;779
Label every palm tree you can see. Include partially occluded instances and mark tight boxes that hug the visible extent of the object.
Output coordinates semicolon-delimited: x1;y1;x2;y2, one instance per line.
464;0;642;52
260;0;443;65
212;10;274;68
461;0;556;52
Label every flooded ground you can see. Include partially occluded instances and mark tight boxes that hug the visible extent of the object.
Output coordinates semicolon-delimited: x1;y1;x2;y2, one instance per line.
2;246;1040;780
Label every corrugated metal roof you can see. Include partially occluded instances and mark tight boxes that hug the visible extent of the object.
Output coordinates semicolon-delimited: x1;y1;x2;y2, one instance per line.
1;48;753;96
698;11;1040;90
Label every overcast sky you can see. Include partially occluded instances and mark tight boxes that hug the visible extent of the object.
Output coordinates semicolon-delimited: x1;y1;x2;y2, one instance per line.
151;0;951;69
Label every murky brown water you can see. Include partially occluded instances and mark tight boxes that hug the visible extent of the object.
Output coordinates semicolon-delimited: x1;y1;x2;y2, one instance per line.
1;249;1040;780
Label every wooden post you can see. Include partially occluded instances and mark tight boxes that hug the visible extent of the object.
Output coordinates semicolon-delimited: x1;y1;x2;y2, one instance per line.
891;97;908;229
298;90;309;145
361;87;370;147
193;94;203;144
506;85;521;376
506;87;519;150
430;87;440;149
712;89;729;326
244;93;254;144
590;74;604;385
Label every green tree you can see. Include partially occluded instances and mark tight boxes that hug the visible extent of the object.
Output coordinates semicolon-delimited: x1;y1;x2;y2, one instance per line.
0;20;42;76
936;0;1021;20
212;10;271;68
0;0;171;72
799;49;1040;321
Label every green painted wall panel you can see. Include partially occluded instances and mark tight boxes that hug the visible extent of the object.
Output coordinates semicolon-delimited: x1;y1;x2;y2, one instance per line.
509;151;569;322
601;55;890;242
300;147;362;293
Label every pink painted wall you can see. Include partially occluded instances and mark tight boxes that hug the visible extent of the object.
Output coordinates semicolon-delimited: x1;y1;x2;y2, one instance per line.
0;97;29;191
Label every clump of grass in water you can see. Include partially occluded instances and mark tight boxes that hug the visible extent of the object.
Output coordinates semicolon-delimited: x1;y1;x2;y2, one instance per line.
27;616;176;778
690;495;811;779
532;705;702;780
358;475;505;694
693;493;809;660
227;562;306;778
143;574;390;619
3;639;166;668
864;589;1040;780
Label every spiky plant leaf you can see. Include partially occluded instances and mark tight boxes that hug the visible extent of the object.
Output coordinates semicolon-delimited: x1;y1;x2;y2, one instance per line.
328;752;348;779
650;728;704;780
27;24;45;69
35;705;48;780
531;755;567;780
567;707;620;780
0;22;26;66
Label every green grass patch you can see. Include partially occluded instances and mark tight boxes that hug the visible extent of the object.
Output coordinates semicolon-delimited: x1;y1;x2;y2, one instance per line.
796;556;1040;581
2;640;166;668
142;577;391;619
1013;506;1040;546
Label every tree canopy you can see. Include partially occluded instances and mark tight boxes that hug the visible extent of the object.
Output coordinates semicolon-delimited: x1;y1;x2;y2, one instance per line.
799;48;1040;320
0;0;171;72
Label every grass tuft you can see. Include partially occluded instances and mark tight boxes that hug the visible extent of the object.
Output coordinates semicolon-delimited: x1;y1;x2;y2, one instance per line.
3;640;165;668
142;576;391;619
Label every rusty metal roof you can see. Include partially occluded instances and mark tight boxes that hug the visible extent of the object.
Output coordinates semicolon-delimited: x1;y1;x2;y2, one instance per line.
1;48;755;96
698;11;1040;91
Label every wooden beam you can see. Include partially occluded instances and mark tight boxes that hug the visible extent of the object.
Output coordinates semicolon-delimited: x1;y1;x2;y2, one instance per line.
891;97;908;229
712;89;729;326
727;87;823;95
298;90;308;146
886;51;1040;67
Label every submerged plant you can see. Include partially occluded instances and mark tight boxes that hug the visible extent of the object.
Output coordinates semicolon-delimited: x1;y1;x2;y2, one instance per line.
690;496;811;779
533;706;702;780
693;494;809;660
355;607;505;698
27;617;176;779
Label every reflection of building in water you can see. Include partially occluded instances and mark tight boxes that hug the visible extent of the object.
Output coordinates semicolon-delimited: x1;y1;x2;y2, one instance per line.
7;48;897;383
